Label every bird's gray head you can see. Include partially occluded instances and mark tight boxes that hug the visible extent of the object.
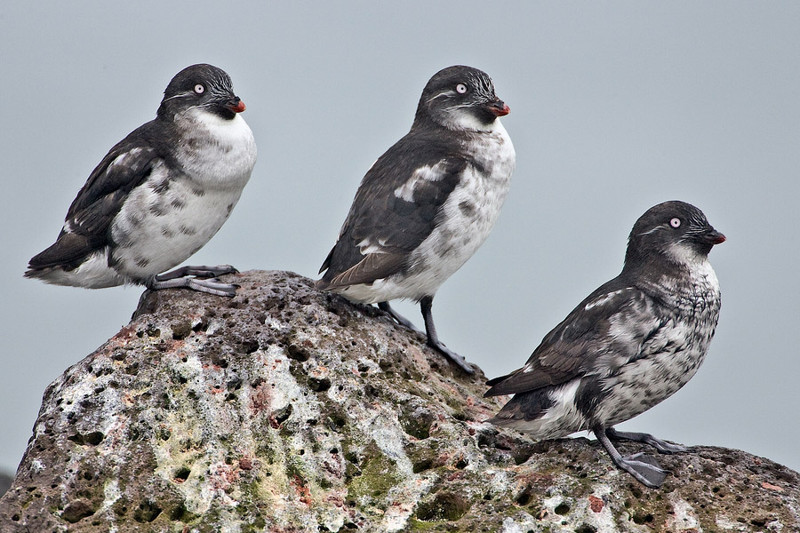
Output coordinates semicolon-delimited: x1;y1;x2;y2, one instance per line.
625;200;726;269
157;64;245;120
414;65;509;132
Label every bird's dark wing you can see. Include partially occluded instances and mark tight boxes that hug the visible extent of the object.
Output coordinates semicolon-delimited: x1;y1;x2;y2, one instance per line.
319;129;468;287
485;277;666;397
27;122;162;270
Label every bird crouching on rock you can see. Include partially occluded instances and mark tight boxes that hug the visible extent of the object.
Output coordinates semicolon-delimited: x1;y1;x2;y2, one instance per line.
318;65;515;374
485;201;725;488
25;64;257;297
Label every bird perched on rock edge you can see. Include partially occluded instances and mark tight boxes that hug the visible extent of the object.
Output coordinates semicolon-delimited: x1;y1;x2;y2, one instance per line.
317;65;516;374
25;63;257;296
485;200;725;487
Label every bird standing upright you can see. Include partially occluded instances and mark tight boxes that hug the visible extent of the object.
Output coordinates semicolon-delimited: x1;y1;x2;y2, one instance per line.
317;65;515;373
485;201;725;488
25;64;257;296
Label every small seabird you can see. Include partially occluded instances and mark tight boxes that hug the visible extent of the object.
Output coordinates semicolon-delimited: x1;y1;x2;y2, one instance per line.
485;201;725;488
25;64;257;296
317;65;516;373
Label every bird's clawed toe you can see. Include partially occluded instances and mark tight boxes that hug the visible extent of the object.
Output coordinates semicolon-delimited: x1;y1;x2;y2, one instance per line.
427;339;475;374
618;453;669;488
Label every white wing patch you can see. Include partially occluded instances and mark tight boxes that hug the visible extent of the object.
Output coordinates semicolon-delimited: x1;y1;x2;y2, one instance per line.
393;161;447;202
356;237;389;255
107;147;145;170
584;288;631;311
62;220;77;234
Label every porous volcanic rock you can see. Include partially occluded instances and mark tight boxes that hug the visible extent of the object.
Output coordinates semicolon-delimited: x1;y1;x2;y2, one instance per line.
0;474;11;500
0;270;797;532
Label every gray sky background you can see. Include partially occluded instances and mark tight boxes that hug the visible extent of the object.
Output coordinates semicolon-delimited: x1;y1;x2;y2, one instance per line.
1;2;799;477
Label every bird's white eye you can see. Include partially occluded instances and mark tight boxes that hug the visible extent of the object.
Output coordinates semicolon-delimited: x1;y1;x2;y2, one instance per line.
670;217;681;228
456;83;468;94
194;84;205;94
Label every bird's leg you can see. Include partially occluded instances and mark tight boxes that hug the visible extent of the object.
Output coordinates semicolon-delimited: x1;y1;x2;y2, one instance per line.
148;275;239;297
606;427;688;454
377;302;422;333
155;264;239;281
419;296;474;374
594;425;669;488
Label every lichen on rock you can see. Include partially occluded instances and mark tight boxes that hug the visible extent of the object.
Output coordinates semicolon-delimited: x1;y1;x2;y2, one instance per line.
0;270;798;532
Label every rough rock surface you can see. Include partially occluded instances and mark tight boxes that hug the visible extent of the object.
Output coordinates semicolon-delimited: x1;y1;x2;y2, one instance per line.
0;270;798;532
0;474;11;500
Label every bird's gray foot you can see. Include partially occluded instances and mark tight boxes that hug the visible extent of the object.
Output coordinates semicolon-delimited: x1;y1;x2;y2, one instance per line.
148;275;239;297
595;426;670;488
156;264;238;281
427;338;474;374
606;428;688;454
419;296;474;374
617;452;669;488
378;301;422;333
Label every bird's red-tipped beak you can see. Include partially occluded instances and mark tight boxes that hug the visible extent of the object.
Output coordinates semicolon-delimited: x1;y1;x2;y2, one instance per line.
488;100;510;117
227;98;246;113
704;229;726;245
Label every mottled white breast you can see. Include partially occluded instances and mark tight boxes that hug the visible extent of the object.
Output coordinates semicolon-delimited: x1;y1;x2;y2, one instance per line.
344;120;515;303
173;108;257;190
593;261;721;427
111;109;256;281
